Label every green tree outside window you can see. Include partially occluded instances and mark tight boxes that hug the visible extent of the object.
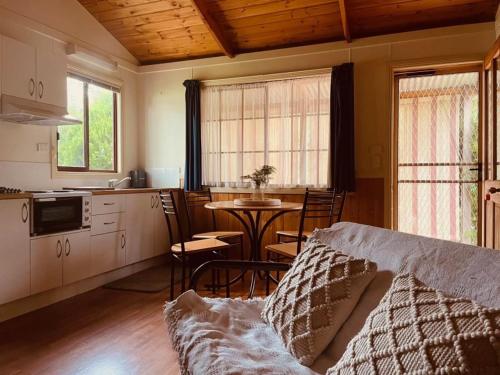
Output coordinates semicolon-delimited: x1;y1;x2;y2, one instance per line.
58;75;117;172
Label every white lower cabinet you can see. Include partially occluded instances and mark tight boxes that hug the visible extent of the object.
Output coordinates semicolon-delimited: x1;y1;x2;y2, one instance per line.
0;199;30;304
31;231;91;295
30;235;63;294
126;193;155;264
63;231;91;285
0;191;170;306
90;230;126;275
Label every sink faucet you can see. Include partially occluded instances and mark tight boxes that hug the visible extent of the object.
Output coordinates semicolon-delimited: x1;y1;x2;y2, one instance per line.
108;176;131;188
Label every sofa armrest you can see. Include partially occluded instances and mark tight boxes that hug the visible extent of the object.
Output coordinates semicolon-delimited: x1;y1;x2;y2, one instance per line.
189;260;291;291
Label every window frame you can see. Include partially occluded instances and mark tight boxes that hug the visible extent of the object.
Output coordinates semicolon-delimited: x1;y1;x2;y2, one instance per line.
57;73;119;173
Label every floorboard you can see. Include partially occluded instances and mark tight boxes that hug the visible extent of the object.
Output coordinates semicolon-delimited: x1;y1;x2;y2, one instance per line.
0;275;272;375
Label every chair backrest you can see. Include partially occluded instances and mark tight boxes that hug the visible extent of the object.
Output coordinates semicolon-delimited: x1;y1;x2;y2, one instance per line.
160;190;186;255
296;189;346;254
331;190;347;224
184;188;216;237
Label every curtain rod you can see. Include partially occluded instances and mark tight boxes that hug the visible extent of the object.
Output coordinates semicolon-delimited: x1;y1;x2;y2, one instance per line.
201;68;332;87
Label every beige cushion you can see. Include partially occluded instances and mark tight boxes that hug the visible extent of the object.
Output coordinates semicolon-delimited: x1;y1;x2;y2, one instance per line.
276;230;313;239
261;239;377;366
192;231;243;240
171;238;229;254
327;273;500;375
265;242;305;258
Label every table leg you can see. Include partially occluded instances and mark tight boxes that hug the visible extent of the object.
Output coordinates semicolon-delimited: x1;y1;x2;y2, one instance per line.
215;209;295;298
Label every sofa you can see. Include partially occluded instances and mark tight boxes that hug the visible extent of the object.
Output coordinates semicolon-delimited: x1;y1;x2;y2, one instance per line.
164;222;500;374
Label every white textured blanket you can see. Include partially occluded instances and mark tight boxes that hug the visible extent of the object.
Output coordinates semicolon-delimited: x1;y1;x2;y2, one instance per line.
164;290;318;375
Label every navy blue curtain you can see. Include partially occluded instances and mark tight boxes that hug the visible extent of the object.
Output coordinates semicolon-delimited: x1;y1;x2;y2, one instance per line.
183;80;202;191
330;63;355;192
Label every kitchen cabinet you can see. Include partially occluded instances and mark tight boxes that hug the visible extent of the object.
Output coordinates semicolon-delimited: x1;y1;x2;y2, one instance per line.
31;230;91;295
63;231;91;285
1;35;67;107
1;36;36;100
92;195;125;215
30;235;63;295
90;230;126;275
0;199;30;304
125;193;155;264
36;48;67;108
91;212;126;235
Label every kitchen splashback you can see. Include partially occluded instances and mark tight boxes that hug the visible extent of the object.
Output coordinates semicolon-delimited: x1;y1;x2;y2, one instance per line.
0;160;108;190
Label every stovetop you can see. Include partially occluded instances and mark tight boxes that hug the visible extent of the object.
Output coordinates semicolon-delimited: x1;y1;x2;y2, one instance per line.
0;186;22;194
0;186;91;198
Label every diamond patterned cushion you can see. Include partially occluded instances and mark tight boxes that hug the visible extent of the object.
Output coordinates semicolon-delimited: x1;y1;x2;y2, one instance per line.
327;273;500;375
261;239;377;365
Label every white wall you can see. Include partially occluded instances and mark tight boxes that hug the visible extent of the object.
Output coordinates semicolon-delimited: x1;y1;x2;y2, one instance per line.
0;0;140;190
137;23;496;226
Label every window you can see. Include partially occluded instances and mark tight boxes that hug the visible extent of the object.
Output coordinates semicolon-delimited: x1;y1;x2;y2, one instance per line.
57;74;119;172
201;74;330;187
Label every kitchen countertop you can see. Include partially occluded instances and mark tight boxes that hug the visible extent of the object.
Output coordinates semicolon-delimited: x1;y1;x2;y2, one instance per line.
0;193;32;200
85;187;182;195
91;188;162;195
0;188;182;199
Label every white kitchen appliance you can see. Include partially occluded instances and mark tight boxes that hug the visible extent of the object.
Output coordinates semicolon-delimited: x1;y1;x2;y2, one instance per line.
0;94;81;126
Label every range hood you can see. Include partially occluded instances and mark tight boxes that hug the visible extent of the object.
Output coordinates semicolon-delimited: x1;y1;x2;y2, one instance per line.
0;94;81;126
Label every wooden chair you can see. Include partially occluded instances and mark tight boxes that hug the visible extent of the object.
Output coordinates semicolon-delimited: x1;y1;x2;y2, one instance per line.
266;189;346;260
160;190;232;300
184;188;244;260
275;188;346;243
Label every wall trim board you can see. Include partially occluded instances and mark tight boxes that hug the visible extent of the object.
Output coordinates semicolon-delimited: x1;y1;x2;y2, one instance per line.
0;255;167;323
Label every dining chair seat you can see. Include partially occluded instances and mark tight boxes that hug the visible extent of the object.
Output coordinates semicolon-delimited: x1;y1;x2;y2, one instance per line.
275;230;313;240
171;238;231;254
192;231;244;240
265;242;305;258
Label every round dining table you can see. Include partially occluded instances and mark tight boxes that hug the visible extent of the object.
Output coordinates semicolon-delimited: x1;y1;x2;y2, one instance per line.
204;200;303;297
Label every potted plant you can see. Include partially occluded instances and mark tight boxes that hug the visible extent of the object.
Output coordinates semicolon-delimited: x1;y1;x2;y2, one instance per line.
241;165;277;200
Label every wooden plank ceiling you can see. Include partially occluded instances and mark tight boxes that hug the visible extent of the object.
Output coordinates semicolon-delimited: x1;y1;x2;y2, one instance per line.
77;0;498;65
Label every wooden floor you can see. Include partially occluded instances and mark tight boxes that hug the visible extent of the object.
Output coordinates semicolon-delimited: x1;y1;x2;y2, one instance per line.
0;287;178;375
0;276;270;375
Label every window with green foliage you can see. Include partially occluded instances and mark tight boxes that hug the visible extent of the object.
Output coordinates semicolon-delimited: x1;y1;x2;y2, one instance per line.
57;74;119;172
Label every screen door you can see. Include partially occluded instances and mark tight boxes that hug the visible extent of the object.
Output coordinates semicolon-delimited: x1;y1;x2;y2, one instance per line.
394;67;481;245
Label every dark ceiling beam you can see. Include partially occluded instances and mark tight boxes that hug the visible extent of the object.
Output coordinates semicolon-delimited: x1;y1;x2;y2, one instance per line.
190;0;235;58
338;0;351;43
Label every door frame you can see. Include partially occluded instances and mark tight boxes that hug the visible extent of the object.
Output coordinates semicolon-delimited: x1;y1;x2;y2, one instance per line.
391;63;483;244
482;36;500;247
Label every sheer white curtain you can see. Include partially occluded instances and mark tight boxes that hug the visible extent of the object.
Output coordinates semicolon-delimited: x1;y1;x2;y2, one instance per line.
201;74;330;187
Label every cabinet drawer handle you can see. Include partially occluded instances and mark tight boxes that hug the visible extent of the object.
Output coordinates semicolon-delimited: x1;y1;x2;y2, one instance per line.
56;240;63;258
489;187;499;194
104;221;116;225
38;81;44;99
21;202;29;223
151;195;154;208
103;202;115;206
155;195;160;208
65;238;71;256
121;234;126;249
29;78;35;96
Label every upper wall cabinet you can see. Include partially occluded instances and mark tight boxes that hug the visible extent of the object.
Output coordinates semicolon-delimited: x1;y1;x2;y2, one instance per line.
1;35;67;108
1;36;36;101
36;48;67;108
